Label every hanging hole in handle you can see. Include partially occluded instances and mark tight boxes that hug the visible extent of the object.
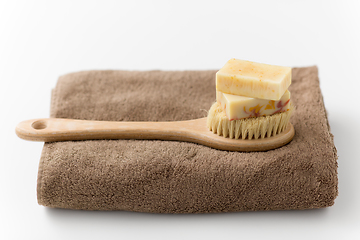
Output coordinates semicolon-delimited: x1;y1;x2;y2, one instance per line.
32;120;47;130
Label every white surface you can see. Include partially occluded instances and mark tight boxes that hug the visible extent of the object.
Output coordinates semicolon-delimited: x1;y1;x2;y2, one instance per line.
1;0;359;239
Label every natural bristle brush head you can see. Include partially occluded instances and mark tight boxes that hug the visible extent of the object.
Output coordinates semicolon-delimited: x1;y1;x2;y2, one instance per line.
207;102;294;140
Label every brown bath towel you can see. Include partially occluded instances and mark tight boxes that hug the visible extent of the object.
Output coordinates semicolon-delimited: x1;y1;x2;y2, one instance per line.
37;67;338;213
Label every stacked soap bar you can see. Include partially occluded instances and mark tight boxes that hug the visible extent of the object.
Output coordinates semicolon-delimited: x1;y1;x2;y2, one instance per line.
217;90;291;121
216;59;292;120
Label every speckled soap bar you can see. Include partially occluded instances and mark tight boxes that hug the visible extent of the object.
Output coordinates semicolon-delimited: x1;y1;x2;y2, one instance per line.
216;59;291;100
216;90;291;120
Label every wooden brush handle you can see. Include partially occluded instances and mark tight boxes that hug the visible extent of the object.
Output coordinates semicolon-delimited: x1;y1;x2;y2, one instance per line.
15;118;295;152
15;118;207;142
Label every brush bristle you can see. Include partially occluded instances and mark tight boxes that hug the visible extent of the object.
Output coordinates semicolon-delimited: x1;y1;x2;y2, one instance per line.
207;102;294;139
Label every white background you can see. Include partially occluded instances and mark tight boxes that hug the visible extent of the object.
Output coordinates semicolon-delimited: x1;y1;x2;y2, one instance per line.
1;0;359;239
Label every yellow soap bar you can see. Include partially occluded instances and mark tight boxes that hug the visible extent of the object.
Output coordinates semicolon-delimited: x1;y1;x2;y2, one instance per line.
216;90;291;121
216;59;291;100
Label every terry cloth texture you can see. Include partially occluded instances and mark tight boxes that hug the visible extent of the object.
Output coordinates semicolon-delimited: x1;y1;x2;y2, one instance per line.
37;67;338;213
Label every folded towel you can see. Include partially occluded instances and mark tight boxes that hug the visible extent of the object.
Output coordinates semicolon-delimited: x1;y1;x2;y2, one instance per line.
37;67;338;213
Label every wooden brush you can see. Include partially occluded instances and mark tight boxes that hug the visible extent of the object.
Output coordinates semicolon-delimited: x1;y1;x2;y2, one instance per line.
16;112;294;152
